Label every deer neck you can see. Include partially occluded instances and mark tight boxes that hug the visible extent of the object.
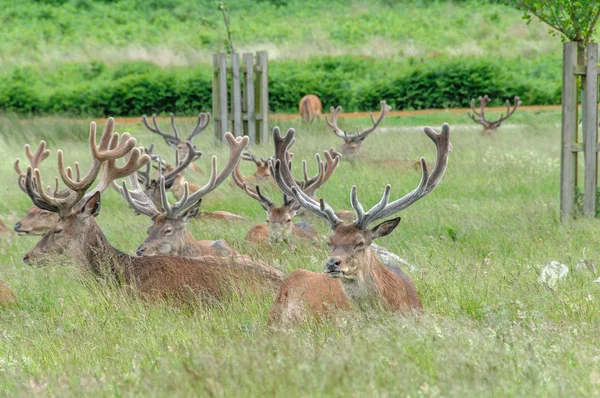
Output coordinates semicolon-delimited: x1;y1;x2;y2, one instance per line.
82;219;133;281
181;230;203;256
339;249;393;310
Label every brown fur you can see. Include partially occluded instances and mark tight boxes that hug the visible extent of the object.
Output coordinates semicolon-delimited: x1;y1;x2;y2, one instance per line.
268;222;422;327
299;95;322;123
197;211;244;222
0;280;17;306
14;207;60;236
0;220;9;234
25;194;283;302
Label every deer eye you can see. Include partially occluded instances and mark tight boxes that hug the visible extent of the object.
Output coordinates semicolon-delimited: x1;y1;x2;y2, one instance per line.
265;219;270;223
164;228;173;235
286;218;292;223
54;228;63;234
40;212;49;218
354;242;365;251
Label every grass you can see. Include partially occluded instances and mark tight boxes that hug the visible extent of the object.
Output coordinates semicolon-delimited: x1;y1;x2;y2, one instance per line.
1;111;600;396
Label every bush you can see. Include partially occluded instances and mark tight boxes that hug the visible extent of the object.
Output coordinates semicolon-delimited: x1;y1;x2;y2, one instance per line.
0;56;561;116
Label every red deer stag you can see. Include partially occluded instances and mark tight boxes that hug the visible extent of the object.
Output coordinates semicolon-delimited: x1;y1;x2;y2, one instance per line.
114;133;248;257
141;112;210;173
326;101;391;158
468;95;521;133
21;118;282;301
299;94;322;123
13;141;60;235
240;151;273;184
267;124;450;327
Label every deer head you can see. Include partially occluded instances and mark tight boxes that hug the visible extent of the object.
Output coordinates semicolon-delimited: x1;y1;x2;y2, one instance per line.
271;124;450;289
241;151;272;182
468;95;521;133
326;101;391;158
114;133;249;256
13;141;61;235
20;118;150;265
141;112;210;167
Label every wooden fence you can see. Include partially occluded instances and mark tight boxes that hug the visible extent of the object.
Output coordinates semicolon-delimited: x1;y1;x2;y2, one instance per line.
212;51;269;144
561;42;599;220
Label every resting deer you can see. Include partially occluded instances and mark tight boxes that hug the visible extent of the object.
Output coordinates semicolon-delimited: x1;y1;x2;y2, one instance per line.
141;112;210;173
299;94;322;123
140;142;243;222
13;141;60;235
241;151;273;184
21;118;282;301
114;133;247;257
326;101;391;158
0;280;17;306
468;95;521;133
267;124;451;327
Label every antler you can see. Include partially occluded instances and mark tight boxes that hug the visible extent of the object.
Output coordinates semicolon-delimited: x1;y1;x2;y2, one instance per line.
326;101;391;141
14;141;51;193
164;132;249;217
241;151;269;167
270;127;343;228
159;141;202;189
351;123;451;229
141;112;211;147
112;172;162;218
300;148;341;200
232;162;275;210
468;95;521;131
22;118;150;217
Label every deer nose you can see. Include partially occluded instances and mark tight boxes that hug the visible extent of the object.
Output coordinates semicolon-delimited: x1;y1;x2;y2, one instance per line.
13;222;21;231
326;257;341;272
23;254;29;264
136;246;146;256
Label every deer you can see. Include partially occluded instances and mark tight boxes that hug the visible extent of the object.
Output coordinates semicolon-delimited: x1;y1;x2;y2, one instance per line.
20;118;283;302
240;151;273;184
299;94;322;123
468;95;521;133
13;141;60;236
326;101;392;159
141;112;210;173
139;142;243;223
0;280;17;306
267;123;451;327
113;132;249;258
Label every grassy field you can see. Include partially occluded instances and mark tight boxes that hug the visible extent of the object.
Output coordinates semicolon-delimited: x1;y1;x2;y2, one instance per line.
1;111;600;396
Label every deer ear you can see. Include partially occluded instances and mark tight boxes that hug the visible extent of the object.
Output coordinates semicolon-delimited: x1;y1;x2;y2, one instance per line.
182;203;201;223
78;191;101;218
370;217;400;240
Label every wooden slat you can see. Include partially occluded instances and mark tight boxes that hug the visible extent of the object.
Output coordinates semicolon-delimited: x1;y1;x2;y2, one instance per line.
212;54;221;140
583;43;599;217
561;42;579;221
257;51;269;144
231;53;242;137
244;53;256;143
218;54;228;141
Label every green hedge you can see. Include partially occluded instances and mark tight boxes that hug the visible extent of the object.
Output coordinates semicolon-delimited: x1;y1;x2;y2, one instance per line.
0;56;560;116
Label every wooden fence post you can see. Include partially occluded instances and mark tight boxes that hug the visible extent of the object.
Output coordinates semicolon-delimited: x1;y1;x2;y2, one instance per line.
256;51;269;144
243;53;256;143
560;42;578;221
583;43;599;217
218;53;228;141
231;53;242;137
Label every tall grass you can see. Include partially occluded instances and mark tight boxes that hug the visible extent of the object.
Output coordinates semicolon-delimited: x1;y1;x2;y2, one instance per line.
1;112;600;395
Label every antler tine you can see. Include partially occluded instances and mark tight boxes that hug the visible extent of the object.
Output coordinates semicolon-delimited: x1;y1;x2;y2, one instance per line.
325;106;347;139
302;149;341;199
141;114;180;147
186;112;211;142
232;161;273;210
271;127;342;228
354;123;451;228
496;96;521;124
241;151;260;166
169;113;180;141
162;141;202;186
112;174;161;218
178;133;249;212
158;176;191;219
468;98;485;125
93;147;151;196
355;100;391;138
26;141;51;168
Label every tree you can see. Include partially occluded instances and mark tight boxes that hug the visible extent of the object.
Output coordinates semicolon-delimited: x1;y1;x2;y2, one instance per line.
502;1;600;64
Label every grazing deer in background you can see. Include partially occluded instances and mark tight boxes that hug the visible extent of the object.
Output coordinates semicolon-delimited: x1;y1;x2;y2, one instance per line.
468;95;521;133
267;124;451;327
0;280;17;306
299;94;322;123
141;112;210;173
13;141;60;235
326;101;391;159
20;118;283;301
114;133;247;257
